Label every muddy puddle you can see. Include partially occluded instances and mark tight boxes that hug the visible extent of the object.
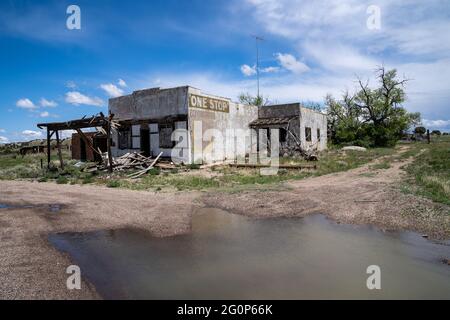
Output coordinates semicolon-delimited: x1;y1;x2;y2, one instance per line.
48;209;450;299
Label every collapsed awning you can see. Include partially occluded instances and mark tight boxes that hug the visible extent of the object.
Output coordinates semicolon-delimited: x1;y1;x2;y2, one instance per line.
249;116;297;127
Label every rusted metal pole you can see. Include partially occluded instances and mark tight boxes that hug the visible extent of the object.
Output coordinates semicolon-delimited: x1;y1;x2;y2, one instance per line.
55;130;64;170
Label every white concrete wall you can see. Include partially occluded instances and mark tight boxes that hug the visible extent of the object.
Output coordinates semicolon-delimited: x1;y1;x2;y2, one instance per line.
109;86;189;120
299;107;327;151
188;87;258;164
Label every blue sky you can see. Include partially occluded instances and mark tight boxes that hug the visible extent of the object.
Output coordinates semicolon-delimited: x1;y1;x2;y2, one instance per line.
1;0;450;143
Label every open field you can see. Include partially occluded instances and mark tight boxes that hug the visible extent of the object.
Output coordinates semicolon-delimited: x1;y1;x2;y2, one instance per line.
1;138;449;206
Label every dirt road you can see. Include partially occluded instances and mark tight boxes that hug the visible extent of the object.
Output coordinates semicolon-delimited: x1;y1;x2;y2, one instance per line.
0;183;199;299
204;152;450;239
0;148;448;299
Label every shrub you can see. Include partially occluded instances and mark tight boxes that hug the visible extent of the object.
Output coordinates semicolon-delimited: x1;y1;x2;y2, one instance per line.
56;176;69;184
147;167;160;176
107;180;120;188
186;163;201;170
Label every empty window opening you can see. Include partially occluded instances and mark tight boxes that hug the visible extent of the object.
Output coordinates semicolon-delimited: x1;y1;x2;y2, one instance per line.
317;129;321;142
159;124;174;148
118;127;131;150
305;127;312;142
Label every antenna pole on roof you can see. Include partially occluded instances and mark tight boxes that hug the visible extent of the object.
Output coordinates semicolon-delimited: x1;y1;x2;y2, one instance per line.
252;35;264;99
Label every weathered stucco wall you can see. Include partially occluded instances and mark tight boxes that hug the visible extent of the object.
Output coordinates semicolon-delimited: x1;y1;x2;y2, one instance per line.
109;86;189;120
109;86;190;161
299;107;327;151
187;87;258;163
256;103;327;152
258;103;299;119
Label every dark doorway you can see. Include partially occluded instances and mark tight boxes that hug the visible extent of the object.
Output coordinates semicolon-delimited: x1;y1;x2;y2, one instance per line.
80;138;87;161
93;136;107;162
140;128;150;157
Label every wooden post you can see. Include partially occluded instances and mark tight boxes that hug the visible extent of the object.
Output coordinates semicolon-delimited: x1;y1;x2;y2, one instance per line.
106;121;113;173
55;130;64;170
46;128;51;168
427;129;431;144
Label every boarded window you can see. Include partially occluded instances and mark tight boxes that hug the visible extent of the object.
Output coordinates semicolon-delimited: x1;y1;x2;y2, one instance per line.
305;127;312;142
317;129;321;142
118;127;131;150
159;124;174;148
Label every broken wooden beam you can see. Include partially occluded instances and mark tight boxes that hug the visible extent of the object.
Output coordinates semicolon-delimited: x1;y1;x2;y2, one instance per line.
128;152;163;179
55;130;64;170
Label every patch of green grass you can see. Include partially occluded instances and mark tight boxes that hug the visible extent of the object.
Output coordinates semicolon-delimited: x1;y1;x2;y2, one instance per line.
147;167;160;176
370;161;391;170
403;137;450;205
82;176;94;184
56;176;69;184
186;163;201;170
106;179;121;188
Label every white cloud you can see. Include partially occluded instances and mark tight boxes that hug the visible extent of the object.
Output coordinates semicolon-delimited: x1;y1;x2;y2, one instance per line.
118;78;127;87
0;136;8;144
65;91;104;107
40;98;58;107
59;130;77;139
100;83;124;98
302;41;378;72
139;71;346;105
261;66;280;73
22;130;43;139
39;111;50;118
243;0;450;120
16;98;37;110
422;119;450;130
275;53;309;74
66;81;77;89
240;64;256;76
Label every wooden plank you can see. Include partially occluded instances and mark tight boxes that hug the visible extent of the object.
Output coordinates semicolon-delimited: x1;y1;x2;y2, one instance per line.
46;128;51;168
55;130;64;170
128;152;163;179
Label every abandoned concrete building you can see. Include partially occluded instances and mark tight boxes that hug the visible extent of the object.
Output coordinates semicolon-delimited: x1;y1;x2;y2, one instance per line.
108;86;327;164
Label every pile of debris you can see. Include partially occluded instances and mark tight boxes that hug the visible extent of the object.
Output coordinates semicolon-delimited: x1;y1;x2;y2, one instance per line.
84;151;168;178
104;152;157;171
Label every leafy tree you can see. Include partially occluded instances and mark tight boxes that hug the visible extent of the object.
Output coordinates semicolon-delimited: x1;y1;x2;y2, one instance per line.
238;93;272;107
431;130;441;135
414;126;426;135
325;67;420;147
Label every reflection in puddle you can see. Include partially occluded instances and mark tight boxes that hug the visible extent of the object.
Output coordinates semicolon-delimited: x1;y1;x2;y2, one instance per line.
48;209;450;299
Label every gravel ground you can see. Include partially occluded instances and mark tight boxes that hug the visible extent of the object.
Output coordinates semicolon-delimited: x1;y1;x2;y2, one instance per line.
0;182;200;299
0;150;448;299
203;156;450;239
